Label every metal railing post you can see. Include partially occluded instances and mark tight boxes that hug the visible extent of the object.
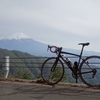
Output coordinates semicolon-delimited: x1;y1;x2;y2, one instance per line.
2;56;10;78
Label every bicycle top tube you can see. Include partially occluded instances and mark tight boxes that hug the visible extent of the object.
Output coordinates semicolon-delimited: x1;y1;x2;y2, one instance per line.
48;42;90;58
61;51;80;57
48;45;81;57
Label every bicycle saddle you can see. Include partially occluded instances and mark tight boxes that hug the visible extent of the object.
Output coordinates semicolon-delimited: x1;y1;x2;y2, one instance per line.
78;42;90;46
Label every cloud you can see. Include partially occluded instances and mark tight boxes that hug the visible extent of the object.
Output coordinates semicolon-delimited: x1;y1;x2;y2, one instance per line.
0;0;100;51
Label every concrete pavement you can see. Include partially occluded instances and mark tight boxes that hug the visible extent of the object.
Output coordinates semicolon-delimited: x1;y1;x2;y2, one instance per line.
0;81;100;100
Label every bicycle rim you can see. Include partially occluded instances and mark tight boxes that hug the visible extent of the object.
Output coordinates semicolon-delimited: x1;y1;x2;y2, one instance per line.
79;56;100;87
41;57;64;85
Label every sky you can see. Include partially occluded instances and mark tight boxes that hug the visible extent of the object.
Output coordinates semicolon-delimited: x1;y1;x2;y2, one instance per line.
0;0;100;52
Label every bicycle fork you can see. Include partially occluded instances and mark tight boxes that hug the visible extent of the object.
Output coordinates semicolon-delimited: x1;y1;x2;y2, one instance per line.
51;58;59;72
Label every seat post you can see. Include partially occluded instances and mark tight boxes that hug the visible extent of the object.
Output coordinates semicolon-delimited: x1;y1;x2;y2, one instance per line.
80;45;85;57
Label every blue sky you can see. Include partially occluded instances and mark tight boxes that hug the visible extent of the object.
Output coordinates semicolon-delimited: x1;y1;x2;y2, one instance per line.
0;0;100;52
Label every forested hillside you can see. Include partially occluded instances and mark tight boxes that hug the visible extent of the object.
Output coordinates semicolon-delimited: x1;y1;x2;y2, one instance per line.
0;48;45;80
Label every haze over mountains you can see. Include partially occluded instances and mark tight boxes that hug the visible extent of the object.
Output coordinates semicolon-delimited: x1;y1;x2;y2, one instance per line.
0;32;100;56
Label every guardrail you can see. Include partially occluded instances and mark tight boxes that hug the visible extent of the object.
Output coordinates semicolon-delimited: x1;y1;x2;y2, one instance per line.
0;56;86;84
0;56;48;78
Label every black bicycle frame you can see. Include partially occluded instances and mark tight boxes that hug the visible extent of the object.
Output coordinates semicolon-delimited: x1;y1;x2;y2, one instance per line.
54;45;88;83
50;45;95;83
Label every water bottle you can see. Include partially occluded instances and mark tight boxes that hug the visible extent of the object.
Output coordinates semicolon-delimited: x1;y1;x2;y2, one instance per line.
66;57;73;67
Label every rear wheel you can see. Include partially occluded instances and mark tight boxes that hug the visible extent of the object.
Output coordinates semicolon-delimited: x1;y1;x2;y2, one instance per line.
41;57;64;85
79;56;100;87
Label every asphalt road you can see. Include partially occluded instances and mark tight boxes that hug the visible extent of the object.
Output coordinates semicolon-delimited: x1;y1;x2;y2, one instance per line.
0;81;100;100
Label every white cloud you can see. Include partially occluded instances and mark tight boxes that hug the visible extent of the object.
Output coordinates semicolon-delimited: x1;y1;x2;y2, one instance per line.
0;0;100;51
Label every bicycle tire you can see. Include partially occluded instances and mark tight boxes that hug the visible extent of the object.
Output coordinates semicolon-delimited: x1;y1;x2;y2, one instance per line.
41;57;64;85
79;56;100;87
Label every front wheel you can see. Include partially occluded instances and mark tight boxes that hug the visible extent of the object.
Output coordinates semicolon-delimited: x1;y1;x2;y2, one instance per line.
41;57;64;85
79;56;100;87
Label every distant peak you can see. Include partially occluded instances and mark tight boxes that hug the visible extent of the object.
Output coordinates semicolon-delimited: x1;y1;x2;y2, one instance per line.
6;32;32;40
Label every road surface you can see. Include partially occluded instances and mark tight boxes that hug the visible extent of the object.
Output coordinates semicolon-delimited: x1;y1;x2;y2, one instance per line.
0;81;100;100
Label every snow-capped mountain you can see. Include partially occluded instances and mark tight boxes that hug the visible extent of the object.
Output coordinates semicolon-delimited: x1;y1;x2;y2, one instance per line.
2;32;32;40
0;33;50;56
6;32;31;40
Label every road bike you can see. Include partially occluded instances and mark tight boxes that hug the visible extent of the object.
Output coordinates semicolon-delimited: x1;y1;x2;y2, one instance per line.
41;42;100;87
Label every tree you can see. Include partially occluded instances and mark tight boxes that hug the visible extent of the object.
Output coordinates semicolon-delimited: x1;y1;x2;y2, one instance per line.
51;66;67;82
22;70;34;79
15;70;35;80
0;71;3;78
15;71;23;79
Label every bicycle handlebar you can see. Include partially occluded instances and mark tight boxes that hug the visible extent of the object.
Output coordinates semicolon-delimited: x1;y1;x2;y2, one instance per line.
47;45;62;53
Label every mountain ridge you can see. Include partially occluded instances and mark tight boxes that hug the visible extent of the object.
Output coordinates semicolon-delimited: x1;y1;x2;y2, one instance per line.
0;33;100;56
